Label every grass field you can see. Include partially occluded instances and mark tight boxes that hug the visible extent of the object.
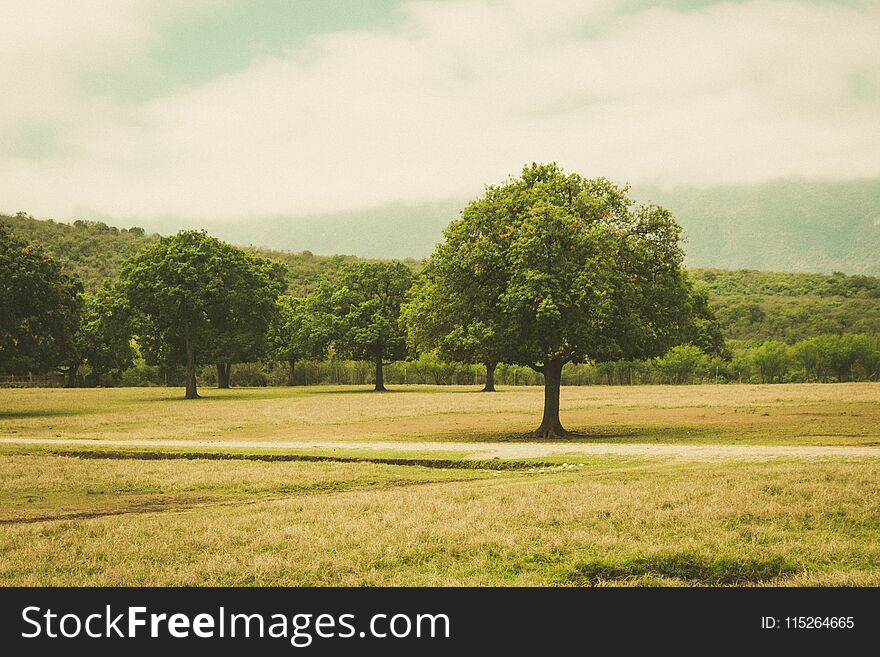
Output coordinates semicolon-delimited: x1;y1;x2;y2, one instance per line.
2;382;879;445
1;383;878;586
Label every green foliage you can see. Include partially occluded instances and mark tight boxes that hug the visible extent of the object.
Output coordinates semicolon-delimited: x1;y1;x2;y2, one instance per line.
431;164;699;371
119;231;284;397
207;256;287;368
655;345;710;385
318;261;413;367
1;213;156;292
268;295;333;383
402;255;504;370
791;333;880;382
691;269;880;343
691;268;880;299
68;287;135;385
0;223;82;374
750;340;792;384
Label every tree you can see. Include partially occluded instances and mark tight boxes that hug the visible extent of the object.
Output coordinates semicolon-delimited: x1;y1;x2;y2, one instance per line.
403;256;506;392
269;295;333;385
793;336;824;381
425;163;700;437
0;224;82;375
207;257;286;388
750;340;791;383
64;286;134;387
684;288;729;359
319;261;413;391
120;231;284;399
656;345;709;385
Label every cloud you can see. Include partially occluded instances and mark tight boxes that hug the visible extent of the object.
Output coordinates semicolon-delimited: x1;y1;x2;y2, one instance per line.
1;0;878;222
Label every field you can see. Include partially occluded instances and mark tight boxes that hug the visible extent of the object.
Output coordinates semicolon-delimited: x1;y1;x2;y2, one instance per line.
1;383;878;586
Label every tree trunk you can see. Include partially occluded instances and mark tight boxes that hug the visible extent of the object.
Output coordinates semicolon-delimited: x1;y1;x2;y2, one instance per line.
287;359;297;386
216;363;231;388
534;360;568;438
482;361;497;392
66;362;80;388
184;332;199;399
374;352;386;391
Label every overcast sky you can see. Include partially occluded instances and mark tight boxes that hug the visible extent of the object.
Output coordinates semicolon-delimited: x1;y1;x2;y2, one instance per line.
1;0;878;223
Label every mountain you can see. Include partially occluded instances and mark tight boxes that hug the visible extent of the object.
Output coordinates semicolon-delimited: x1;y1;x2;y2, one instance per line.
135;200;462;262
124;178;880;275
637;178;880;276
8;178;879;274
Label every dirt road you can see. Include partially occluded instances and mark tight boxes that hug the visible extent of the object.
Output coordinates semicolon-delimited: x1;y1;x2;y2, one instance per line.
2;437;879;461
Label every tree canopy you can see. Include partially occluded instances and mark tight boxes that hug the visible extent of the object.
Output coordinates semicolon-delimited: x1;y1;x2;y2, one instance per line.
318;261;413;391
1;224;82;375
269;295;333;385
119;230;284;398
65;286;134;386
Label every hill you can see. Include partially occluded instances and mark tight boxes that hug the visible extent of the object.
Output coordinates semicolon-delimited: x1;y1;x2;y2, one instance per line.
689;269;880;344
0;213;413;296
1;213;158;292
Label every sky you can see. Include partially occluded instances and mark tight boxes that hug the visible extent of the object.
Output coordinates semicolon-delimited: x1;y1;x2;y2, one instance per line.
1;0;878;224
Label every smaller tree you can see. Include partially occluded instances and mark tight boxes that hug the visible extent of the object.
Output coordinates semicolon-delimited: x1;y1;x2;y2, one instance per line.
655;344;709;384
269;295;333;385
64;286;134;387
207;257;287;388
403;271;505;392
319;262;413;391
793;336;824;381
750;340;791;383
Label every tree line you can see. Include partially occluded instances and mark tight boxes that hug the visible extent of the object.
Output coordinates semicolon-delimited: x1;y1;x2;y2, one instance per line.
7;212;879;345
3;163;874;437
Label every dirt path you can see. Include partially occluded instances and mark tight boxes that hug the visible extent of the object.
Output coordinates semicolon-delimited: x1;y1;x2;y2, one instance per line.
2;437;879;461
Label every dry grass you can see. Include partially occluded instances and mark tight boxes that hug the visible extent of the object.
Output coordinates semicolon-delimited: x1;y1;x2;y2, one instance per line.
1;383;878;445
1;384;878;586
0;452;877;586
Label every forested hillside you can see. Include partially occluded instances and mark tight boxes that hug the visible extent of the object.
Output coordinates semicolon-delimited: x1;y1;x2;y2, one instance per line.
1;213;419;296
5;213;880;347
2;213;158;292
689;269;880;343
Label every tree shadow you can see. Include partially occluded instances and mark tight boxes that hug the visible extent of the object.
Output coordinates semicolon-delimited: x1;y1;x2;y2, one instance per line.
452;428;642;443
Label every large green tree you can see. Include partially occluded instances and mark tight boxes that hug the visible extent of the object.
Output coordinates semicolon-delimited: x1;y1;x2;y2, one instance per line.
120;231;284;399
0;224;82;375
269;294;333;385
428;163;704;437
319;261;413;391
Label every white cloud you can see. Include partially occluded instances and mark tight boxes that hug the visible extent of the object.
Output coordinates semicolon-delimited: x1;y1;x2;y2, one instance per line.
1;0;879;222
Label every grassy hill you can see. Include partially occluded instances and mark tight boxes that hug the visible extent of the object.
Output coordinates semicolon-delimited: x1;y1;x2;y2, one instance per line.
5;212;880;345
